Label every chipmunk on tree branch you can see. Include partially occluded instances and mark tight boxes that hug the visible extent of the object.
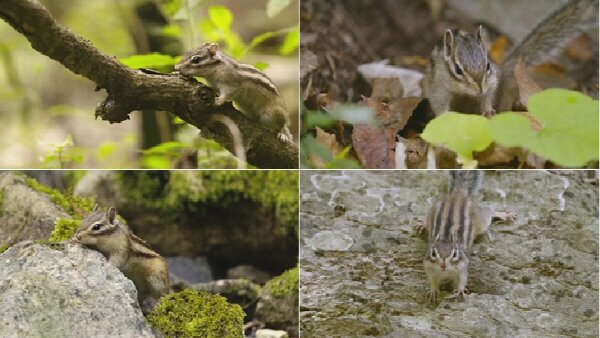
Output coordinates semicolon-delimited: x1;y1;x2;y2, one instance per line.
424;0;598;116
73;205;170;314
175;43;293;143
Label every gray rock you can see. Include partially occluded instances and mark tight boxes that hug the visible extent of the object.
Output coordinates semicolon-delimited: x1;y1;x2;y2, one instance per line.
256;329;289;338
300;171;599;337
167;256;213;284
227;265;271;285
191;279;261;309
307;230;353;252
0;172;70;249
0;241;156;338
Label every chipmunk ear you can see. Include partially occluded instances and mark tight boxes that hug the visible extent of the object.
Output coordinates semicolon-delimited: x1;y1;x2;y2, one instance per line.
475;25;485;44
443;29;455;60
107;207;116;224
208;43;219;57
93;203;99;212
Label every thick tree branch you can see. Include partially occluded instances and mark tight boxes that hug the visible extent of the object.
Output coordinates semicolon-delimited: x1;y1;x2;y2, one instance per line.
0;0;298;169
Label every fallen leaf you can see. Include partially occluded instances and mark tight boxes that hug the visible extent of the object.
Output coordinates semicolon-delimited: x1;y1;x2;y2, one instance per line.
315;127;343;156
352;124;394;168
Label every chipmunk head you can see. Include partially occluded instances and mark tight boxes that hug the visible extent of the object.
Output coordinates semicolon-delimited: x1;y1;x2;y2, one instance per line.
175;42;222;77
428;241;465;272
74;204;121;247
442;26;494;97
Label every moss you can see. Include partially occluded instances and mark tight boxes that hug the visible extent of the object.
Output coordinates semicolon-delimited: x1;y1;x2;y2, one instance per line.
264;266;298;298
0;243;8;254
147;289;244;338
48;218;81;243
119;171;299;236
25;176;96;242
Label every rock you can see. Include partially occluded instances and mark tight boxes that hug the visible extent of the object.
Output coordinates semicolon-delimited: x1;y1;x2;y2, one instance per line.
307;230;353;252
255;268;298;337
0;173;69;250
167;256;213;284
300;171;599;337
0;241;156;338
256;329;289;338
72;171;124;206
227;265;271;285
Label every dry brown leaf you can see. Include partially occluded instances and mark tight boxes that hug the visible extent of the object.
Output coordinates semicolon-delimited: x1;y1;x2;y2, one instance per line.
315;126;343;156
371;78;404;102
352;124;394;168
403;137;429;169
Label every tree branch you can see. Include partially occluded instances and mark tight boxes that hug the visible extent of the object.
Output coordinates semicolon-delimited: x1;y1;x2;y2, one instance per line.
0;0;298;169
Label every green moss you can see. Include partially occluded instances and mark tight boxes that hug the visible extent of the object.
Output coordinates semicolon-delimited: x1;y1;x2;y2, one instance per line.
25;176;96;242
147;289;244;338
48;218;81;243
264;266;298;298
119;171;299;236
0;243;9;254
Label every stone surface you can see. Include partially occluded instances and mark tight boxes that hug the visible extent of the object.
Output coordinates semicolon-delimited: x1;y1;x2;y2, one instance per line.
300;171;598;337
0;241;156;338
227;265;271;285
256;329;289;338
0;172;69;249
190;279;261;311
167;256;214;284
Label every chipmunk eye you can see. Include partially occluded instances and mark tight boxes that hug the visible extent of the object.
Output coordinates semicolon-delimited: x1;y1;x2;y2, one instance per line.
92;223;102;231
191;55;201;64
454;63;463;75
431;248;437;258
486;62;490;72
452;249;459;259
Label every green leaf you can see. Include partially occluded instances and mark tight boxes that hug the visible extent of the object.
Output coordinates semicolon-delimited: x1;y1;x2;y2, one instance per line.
254;61;268;71
491;89;598;167
120;53;179;69
279;25;299;56
208;5;233;31
267;0;293;18
161;24;183;38
249;31;279;49
421;112;493;162
97;142;118;160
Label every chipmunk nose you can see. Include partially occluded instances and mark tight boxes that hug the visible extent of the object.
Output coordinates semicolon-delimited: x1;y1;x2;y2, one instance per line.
440;262;446;271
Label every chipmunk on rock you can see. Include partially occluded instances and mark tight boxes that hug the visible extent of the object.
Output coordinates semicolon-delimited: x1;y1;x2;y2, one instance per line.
424;0;598;116
74;205;170;314
416;171;516;303
175;42;293;143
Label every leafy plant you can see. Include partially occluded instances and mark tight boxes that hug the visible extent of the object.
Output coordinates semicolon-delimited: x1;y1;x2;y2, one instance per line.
40;135;85;169
421;89;598;168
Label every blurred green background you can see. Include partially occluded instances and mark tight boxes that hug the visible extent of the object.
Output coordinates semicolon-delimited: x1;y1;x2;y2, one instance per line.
0;0;299;169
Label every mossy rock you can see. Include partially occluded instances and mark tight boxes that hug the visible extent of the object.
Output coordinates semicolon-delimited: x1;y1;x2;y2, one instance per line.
264;267;298;298
255;267;299;336
147;289;244;338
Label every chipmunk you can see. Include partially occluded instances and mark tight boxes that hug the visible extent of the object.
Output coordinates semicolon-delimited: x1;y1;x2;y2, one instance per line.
416;171;516;303
175;43;293;143
73;205;170;314
424;0;598;116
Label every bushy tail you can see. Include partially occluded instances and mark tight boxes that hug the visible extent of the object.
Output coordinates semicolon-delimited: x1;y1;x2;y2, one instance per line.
505;0;598;68
448;170;483;196
498;0;598;109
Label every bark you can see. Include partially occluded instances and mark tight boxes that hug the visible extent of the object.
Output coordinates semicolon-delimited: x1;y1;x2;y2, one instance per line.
0;0;298;169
